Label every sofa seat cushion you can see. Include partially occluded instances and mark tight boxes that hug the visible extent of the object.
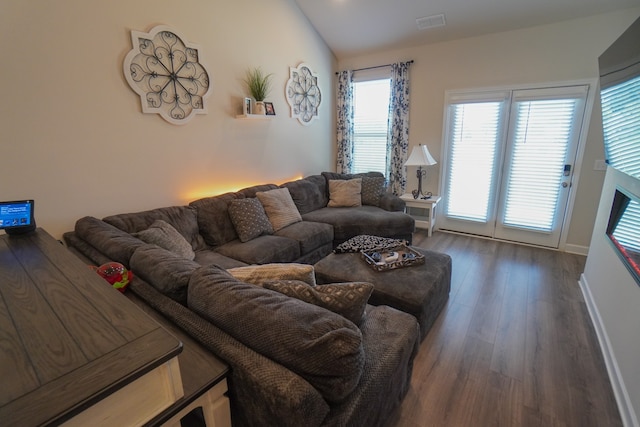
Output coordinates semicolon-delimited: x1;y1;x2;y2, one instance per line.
74;216;146;267
188;265;365;403
273;221;334;255
302;206;415;243
215;235;300;265
193;250;248;269
103;206;205;250
130;244;200;305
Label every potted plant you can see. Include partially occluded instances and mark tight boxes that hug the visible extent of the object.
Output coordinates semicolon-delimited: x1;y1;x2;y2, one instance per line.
244;67;273;115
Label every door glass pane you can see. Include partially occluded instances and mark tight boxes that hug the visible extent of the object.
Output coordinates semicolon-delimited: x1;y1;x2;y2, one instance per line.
502;99;576;231
445;102;502;222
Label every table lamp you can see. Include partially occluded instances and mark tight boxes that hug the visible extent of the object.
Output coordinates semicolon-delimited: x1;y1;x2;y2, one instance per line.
404;144;437;199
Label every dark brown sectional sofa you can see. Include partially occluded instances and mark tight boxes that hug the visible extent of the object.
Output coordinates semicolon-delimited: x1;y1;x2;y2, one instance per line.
63;172;420;427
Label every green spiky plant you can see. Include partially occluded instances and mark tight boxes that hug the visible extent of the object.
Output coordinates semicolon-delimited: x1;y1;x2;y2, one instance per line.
244;67;273;101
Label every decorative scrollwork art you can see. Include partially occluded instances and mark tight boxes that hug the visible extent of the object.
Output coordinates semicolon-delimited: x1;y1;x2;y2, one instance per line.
123;25;211;125
285;63;321;125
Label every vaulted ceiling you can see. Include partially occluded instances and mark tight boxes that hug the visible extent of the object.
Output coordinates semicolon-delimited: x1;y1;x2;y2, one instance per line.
293;0;639;59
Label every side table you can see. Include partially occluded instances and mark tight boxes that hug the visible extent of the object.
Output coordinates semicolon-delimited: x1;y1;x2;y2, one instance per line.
401;194;442;237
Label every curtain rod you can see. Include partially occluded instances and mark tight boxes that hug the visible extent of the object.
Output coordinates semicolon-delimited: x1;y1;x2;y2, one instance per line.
335;60;413;75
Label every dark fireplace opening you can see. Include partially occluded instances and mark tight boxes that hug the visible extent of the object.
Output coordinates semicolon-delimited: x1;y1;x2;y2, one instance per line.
606;187;640;286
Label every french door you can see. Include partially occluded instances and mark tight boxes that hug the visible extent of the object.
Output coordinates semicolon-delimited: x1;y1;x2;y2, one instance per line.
439;85;590;248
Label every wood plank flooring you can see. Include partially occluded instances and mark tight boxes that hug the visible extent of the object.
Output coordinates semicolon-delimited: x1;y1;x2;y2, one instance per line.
388;230;621;427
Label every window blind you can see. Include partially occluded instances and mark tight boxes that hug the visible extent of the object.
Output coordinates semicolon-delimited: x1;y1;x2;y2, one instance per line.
601;75;640;179
352;79;390;175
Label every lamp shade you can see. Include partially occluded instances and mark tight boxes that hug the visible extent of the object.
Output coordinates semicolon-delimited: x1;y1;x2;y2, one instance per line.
404;144;437;167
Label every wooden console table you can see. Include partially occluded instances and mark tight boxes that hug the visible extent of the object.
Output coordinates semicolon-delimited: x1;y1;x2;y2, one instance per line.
0;229;184;426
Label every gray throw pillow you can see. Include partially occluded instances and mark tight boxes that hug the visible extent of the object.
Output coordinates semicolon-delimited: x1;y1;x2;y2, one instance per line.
133;219;195;260
361;176;385;206
228;198;274;242
263;281;374;326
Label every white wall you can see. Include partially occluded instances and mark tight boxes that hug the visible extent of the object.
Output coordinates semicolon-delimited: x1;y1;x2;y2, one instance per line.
582;167;640;427
338;8;640;250
0;0;336;239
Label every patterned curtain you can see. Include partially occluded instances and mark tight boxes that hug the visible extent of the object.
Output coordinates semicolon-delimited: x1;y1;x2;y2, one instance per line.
336;70;354;173
386;61;412;195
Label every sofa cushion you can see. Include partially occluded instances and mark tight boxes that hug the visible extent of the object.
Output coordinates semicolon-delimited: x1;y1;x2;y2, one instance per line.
193;250;248;269
328;178;362;208
228;198;274;243
302;205;415;243
187;265;365;403
256;188;302;231
189;192;239;247
103;206;205;250
361;176;386;207
273;221;333;255
263;281;373;326
227;263;316;286
130;244;200;305
215;235;300;265
133;219;196;260
74;216;145;267
281;175;328;214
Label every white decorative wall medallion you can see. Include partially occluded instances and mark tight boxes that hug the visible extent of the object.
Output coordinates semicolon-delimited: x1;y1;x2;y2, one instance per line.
285;63;321;125
123;25;211;125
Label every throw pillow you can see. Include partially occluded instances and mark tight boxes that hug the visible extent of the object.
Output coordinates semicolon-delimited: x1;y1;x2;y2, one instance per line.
361;176;386;206
227;198;274;242
333;234;407;254
328;178;362;207
227;263;316;286
133;219;195;260
263;281;374;326
256;187;302;231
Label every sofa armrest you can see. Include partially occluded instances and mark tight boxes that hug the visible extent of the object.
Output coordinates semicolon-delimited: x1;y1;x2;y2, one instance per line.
379;193;406;212
128;278;330;427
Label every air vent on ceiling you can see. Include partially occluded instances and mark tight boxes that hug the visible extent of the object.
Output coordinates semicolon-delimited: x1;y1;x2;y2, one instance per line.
416;13;446;30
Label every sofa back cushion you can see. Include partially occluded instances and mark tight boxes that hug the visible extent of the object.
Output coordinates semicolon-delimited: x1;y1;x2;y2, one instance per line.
188;265;364;403
189;192;239;247
103;206;205;250
322;171;386;207
74;216;146;267
281;175;328;214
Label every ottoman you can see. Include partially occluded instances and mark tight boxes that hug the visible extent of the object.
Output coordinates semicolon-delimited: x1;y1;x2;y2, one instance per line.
314;247;451;340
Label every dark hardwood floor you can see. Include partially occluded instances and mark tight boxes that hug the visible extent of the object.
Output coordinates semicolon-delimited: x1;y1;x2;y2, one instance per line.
389;230;621;427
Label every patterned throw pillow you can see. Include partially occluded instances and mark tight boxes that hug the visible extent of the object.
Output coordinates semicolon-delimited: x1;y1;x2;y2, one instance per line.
263;280;374;326
133;219;195;260
256;188;303;231
333;234;407;254
227;263;316;286
361;176;385;206
228;198;274;242
328;178;362;207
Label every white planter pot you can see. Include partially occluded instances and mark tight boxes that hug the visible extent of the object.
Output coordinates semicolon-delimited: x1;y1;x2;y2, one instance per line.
254;101;266;115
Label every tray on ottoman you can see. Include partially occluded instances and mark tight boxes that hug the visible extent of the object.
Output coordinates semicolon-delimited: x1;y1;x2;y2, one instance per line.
361;244;425;272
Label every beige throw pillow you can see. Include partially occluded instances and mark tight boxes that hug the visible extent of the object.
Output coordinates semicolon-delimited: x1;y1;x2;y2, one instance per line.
328;178;362;207
227;263;316;286
256;188;302;231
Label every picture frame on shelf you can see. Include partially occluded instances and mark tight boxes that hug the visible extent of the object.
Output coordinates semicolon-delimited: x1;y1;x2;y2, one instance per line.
264;102;276;115
243;97;252;115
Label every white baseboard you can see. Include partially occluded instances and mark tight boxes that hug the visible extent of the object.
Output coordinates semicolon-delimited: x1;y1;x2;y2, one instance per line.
564;243;589;255
579;274;639;427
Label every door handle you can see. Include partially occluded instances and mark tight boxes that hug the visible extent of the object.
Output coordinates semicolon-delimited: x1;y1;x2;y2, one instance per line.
562;182;569;188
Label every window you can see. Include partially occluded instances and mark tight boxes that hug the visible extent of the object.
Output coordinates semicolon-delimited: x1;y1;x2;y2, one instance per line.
352;79;390;175
601;74;640;179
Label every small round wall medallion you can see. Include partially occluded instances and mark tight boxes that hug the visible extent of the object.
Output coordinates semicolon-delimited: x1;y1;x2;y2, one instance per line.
285;63;321;125
123;25;212;125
